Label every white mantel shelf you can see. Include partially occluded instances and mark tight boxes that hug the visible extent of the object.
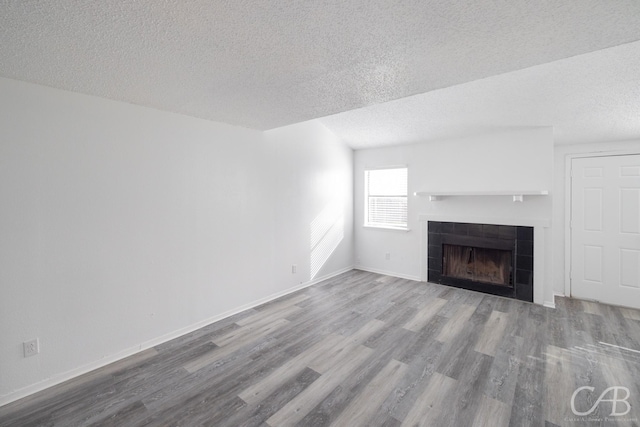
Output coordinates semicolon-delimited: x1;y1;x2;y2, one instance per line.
414;190;549;202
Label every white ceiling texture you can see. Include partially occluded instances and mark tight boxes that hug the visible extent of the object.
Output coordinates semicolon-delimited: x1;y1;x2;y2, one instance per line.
1;1;639;148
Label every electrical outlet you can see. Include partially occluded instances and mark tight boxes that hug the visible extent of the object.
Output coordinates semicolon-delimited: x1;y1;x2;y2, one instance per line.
292;264;297;274
23;338;39;357
385;252;391;260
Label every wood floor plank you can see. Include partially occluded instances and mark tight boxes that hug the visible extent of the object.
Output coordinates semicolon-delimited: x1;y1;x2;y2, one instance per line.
435;298;463;319
221;367;321;427
493;296;513;313
621;307;640;321
330;358;408;427
339;316;389;342
542;345;576;426
89;400;149;427
436;312;489;380
383;337;444;422
183;318;290;373
250;292;309;312
472;395;510;427
510;300;532;339
402;297;447;332
435;303;476;343
581;300;603;316
308;318;385;373
469;296;499;323
509;304;548;426
235;303;303;327
265;344;373;427
366;305;417;347
214;316;291;347
483;333;524;404
238;333;342;405
400;372;458;427
474;309;511;356
397;314;447;365
445;351;494;427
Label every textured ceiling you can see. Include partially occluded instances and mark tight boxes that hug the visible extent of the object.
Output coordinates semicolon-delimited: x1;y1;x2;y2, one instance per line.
2;1;640;136
320;40;640;149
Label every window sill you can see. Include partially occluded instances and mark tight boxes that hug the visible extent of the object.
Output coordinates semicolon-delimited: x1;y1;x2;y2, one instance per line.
363;224;411;232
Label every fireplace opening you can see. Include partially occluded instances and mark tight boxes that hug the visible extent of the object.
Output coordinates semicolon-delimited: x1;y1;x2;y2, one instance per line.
442;244;512;287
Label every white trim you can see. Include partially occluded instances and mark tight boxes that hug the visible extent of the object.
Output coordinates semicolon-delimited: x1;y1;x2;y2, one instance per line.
533;226;545;307
544;292;563;309
363;224;410;232
564;154;573;298
363;164;408;171
415;190;549;196
0;266;354;407
564;148;640;160
354;266;421;282
364;167;409;231
420;218;428;282
564;149;640;301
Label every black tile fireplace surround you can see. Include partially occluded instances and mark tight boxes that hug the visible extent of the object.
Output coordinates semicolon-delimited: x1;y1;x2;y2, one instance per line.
428;221;534;302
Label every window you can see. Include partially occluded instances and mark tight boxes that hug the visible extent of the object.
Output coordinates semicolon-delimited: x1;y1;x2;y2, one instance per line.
364;167;408;229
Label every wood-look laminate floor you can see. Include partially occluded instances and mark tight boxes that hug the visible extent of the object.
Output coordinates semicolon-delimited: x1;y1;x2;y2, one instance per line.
3;270;640;426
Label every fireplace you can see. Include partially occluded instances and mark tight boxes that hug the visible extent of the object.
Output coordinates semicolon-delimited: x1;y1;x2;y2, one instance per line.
443;244;512;286
428;221;533;302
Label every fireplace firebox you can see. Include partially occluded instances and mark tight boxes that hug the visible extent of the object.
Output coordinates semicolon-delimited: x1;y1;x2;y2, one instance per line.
428;221;533;302
443;244;512;286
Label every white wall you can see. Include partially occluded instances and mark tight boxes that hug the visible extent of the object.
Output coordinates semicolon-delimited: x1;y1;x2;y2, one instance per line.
0;77;353;404
354;128;554;299
552;139;640;297
265;121;354;287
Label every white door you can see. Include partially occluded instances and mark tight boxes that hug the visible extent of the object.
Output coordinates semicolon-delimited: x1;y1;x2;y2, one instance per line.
571;154;640;308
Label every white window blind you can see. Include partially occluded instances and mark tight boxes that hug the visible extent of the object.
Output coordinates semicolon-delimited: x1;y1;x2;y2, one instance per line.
364;167;408;229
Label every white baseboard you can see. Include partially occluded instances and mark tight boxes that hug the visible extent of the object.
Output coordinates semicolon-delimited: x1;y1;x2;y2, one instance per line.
0;266;354;408
354;266;422;282
543;292;563;309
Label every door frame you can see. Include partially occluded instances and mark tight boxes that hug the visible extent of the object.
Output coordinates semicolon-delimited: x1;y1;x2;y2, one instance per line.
565;149;640;299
